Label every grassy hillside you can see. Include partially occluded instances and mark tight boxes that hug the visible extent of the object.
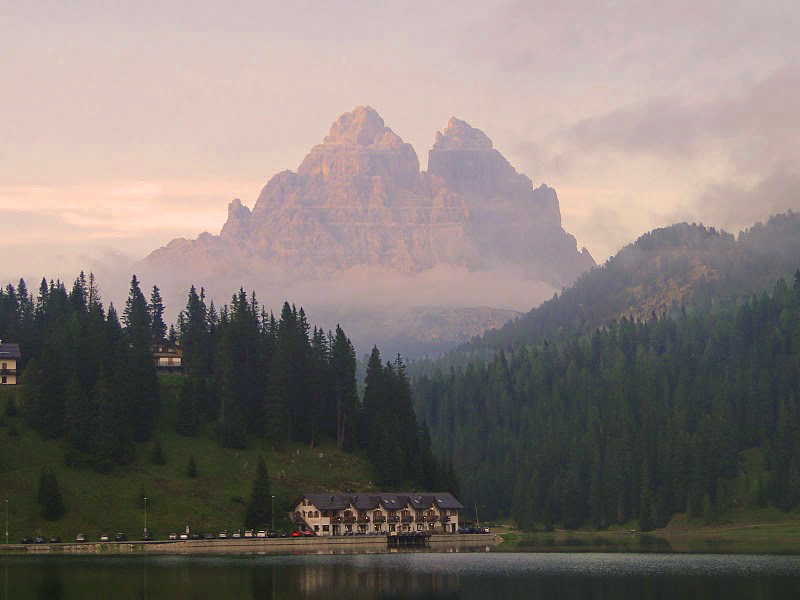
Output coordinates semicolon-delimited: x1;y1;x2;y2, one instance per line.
0;376;377;542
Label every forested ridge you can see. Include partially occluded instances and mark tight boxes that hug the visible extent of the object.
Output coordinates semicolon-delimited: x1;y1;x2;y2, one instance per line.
414;271;800;530
444;212;800;361
0;273;454;500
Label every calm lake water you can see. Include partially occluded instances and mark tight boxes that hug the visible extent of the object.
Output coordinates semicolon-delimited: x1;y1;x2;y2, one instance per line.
3;550;800;599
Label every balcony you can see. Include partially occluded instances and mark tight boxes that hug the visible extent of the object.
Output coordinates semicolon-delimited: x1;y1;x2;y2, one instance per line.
372;515;386;523
401;515;413;523
343;515;356;524
0;369;16;376
416;515;426;522
330;516;343;523
357;516;370;524
387;516;399;523
439;515;451;523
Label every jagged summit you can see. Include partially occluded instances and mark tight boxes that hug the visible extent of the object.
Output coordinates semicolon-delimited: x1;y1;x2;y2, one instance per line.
296;106;419;183
433;117;493;150
321;105;401;147
144;106;594;284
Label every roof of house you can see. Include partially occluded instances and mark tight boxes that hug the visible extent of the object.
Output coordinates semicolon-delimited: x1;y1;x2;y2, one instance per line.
0;342;21;360
293;492;464;511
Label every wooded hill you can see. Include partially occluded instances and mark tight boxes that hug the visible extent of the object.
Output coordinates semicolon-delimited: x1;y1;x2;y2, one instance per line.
414;271;800;530
0;273;456;533
456;211;800;357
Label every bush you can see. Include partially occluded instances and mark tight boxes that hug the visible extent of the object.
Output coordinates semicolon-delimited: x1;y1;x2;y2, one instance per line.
4;396;16;417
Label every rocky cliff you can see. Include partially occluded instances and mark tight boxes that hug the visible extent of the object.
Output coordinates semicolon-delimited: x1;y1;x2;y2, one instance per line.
140;106;595;354
145;106;593;284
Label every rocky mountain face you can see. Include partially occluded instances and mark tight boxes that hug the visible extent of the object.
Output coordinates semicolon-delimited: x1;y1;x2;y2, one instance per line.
141;106;595;354
147;106;592;284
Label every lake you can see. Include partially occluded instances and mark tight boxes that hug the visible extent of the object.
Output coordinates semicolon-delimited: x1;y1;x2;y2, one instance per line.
3;549;800;599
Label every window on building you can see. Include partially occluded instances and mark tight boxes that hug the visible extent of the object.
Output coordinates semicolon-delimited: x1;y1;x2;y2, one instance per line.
1;376;6;384
322;525;329;532
314;525;319;531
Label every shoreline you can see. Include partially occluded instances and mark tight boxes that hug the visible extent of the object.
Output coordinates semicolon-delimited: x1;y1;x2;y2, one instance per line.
0;533;501;556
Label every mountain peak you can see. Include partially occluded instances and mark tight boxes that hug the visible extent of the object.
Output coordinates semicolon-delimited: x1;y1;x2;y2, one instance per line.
433;117;493;150
322;105;402;147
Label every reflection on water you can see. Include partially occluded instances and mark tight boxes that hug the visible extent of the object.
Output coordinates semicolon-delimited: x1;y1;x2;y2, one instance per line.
2;551;800;599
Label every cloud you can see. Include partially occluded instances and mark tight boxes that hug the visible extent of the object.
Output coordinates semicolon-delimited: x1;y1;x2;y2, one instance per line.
468;0;800;78
567;66;800;170
688;167;800;234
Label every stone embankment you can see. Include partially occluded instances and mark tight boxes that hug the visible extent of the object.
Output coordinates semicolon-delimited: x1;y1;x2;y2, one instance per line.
2;534;500;555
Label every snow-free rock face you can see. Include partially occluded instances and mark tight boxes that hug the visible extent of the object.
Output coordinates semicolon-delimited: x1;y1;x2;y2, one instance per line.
144;106;593;283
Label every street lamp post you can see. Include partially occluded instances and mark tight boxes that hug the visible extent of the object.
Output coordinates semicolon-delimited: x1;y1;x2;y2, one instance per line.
5;499;8;544
144;497;148;534
271;495;275;532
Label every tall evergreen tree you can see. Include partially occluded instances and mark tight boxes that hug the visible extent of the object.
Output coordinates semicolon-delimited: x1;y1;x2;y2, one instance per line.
244;456;272;528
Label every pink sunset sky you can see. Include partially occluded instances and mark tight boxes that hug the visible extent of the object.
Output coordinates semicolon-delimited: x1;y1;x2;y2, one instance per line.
2;0;799;286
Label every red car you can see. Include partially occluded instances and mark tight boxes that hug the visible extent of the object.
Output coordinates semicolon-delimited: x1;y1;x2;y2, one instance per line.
291;531;303;537
302;530;315;537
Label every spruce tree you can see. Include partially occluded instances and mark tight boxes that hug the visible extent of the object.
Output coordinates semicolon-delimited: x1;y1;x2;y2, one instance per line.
149;285;167;340
245;456;272;528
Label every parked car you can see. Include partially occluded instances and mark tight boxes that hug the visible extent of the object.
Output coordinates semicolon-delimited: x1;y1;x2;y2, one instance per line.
278;531;289;538
482;527;491;534
232;531;241;539
100;534;110;542
76;533;87;543
49;537;61;544
205;533;214;540
168;533;178;540
267;531;278;538
115;533;128;542
34;536;46;544
243;529;253;538
302;530;315;537
218;531;228;539
257;530;267;538
179;533;189;540
21;536;34;544
191;533;202;540
142;532;153;541
291;530;303;537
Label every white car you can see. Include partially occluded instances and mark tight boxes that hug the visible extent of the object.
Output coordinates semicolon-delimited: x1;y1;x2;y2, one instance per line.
169;533;178;540
244;530;254;538
179;533;188;540
100;534;109;542
257;530;267;538
218;531;228;539
232;531;241;539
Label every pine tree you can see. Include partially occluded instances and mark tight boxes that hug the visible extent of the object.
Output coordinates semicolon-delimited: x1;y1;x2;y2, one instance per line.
245;456;272;528
123;275;160;442
149;285;167;340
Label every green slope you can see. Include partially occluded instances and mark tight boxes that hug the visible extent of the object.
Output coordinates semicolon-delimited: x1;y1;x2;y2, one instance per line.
0;376;377;542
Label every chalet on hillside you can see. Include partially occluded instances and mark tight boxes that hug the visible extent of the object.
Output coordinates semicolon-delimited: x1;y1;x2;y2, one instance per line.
289;492;463;536
0;341;21;385
151;339;184;374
